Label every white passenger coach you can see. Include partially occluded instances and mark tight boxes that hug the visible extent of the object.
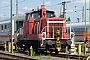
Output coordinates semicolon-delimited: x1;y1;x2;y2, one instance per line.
0;14;25;42
66;22;90;41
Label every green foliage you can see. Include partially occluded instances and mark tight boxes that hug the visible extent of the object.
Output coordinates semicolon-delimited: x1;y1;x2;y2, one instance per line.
32;51;36;56
67;17;71;22
81;45;84;54
28;49;36;56
78;57;80;60
88;48;90;52
59;15;64;18
68;57;70;60
47;54;52;58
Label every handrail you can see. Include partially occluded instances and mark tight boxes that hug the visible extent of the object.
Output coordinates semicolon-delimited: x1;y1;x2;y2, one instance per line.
41;26;71;39
34;22;40;34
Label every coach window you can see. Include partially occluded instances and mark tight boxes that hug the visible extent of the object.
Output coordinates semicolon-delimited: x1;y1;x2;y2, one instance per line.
8;23;11;31
1;25;3;30
66;27;74;34
5;25;7;29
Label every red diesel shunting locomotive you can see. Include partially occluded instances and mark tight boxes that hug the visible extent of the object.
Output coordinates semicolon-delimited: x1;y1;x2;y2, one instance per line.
17;5;72;53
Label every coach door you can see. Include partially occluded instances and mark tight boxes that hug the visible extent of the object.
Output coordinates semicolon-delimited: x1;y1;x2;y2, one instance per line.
16;21;24;35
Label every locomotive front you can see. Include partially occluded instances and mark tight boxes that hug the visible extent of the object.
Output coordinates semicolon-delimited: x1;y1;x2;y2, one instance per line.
39;5;71;53
41;15;71;53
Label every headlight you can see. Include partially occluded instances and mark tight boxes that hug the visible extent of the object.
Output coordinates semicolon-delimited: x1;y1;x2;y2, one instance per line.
42;32;46;39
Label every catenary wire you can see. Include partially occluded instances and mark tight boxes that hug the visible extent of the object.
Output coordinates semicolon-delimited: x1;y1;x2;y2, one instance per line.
0;0;27;9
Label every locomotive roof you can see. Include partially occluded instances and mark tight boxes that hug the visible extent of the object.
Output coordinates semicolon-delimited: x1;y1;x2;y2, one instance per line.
34;10;54;13
25;8;55;14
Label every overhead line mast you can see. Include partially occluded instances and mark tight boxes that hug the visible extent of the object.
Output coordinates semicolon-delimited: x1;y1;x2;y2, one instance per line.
58;1;71;18
10;0;13;53
84;0;86;31
89;0;90;21
43;0;44;5
16;0;18;15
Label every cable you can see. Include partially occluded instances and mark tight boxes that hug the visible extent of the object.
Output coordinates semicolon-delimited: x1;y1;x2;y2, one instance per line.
0;0;27;9
18;0;27;3
46;4;59;7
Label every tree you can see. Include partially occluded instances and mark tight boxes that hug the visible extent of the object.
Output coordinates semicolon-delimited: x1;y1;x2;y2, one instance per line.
67;17;71;22
59;15;64;18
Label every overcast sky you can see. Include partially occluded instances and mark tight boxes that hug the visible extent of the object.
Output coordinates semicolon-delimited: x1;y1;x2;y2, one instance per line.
0;0;90;22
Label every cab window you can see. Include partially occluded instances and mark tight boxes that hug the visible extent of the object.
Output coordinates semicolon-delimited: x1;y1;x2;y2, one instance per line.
25;13;30;20
32;12;40;19
46;12;53;17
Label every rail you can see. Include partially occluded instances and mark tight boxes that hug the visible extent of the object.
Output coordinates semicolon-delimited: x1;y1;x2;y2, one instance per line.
44;53;90;60
0;51;37;60
51;53;86;60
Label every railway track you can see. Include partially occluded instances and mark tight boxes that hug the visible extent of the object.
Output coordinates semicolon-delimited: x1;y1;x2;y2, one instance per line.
51;53;86;60
0;51;37;60
0;49;89;60
43;52;90;60
17;50;90;60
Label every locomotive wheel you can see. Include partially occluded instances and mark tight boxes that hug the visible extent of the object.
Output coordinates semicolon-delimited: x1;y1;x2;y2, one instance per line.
55;50;59;54
50;49;53;54
46;40;52;50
